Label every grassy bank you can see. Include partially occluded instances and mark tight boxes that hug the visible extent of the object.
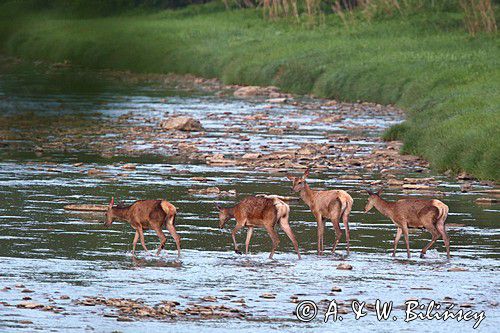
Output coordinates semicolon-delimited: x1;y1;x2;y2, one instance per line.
0;2;498;180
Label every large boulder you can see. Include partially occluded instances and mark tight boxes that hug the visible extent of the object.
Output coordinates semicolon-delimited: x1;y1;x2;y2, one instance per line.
160;116;204;131
233;85;285;98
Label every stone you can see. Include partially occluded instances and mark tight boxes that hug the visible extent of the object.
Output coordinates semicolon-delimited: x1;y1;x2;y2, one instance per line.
336;263;353;270
242;153;262;159
160;116;204;131
456;172;475;181
447;267;468;272
266;97;287;103
234;86;261;97
121;163;136;170
475;197;498;205
17;302;43;309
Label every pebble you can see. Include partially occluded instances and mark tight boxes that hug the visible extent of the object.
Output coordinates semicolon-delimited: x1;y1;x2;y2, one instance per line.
460;303;474;308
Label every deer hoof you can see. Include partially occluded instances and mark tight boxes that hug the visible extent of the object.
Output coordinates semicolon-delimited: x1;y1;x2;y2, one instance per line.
420;253;425;259
235;250;242;255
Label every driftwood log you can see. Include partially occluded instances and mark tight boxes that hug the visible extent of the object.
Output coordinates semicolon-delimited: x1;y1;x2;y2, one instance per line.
64;204;108;212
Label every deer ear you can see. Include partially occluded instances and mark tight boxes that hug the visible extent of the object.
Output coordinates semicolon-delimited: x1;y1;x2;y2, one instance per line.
286;175;295;181
215;204;222;211
302;168;310;179
364;189;374;195
377;189;383;196
109;197;114;208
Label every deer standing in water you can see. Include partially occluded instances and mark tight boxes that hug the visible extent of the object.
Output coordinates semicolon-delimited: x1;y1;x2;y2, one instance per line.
104;198;181;256
364;189;450;259
216;196;301;259
287;168;353;255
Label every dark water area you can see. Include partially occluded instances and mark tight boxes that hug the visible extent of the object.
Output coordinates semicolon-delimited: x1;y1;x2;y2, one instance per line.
0;60;498;332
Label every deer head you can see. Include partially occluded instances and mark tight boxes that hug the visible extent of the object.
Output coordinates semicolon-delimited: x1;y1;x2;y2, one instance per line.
364;189;383;213
216;204;231;229
104;197;114;226
286;168;310;192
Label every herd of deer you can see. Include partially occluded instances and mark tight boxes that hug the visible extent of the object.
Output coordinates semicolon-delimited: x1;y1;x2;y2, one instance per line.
104;169;451;260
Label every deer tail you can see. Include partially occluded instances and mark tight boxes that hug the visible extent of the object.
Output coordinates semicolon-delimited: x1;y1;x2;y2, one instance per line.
433;200;449;225
273;198;290;222
160;201;177;227
340;195;353;220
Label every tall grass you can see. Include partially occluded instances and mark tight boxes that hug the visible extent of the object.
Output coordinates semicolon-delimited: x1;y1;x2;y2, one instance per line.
460;0;497;35
260;0;497;35
0;2;498;179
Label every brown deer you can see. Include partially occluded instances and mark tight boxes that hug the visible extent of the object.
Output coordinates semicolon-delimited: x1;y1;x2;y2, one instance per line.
287;168;353;255
216;196;301;259
364;189;450;259
104;197;181;256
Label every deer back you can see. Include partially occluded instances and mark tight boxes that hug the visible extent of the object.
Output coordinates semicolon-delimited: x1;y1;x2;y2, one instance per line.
309;190;352;215
234;197;279;225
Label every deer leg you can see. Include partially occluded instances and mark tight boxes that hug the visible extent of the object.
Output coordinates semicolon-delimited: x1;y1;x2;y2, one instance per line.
393;228;402;257
231;223;244;254
264;224;280;259
420;226;439;258
153;227;167;256
436;223;450;259
131;231;139;256
342;205;351;255
330;210;342;254
245;227;254;255
279;219;301;259
165;220;181;257
314;213;324;255
137;227;150;254
402;225;411;258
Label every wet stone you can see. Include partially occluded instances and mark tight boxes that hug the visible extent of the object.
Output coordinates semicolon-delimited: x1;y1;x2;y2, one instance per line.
160;116;204;132
336;263;353;270
448;267;469;272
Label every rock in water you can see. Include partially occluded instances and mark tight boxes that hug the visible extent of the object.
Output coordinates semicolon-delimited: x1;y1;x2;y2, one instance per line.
336;263;353;270
160;116;204;131
233;86;262;98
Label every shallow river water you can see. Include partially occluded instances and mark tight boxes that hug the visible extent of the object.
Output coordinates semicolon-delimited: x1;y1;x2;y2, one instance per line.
0;63;498;332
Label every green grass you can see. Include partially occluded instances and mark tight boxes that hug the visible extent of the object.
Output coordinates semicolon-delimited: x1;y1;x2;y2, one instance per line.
0;3;499;180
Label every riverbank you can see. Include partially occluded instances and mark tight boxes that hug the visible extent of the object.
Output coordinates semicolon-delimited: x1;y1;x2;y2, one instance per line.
0;3;498;180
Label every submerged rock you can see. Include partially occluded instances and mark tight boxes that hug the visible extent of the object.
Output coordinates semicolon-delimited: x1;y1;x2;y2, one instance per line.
160;116;204;132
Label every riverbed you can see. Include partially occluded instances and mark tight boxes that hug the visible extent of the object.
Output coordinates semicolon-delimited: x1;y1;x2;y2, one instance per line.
0;59;498;332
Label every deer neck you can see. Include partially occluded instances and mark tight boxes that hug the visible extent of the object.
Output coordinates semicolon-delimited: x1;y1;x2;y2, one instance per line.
111;206;131;220
300;183;315;208
373;197;395;219
225;207;236;219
